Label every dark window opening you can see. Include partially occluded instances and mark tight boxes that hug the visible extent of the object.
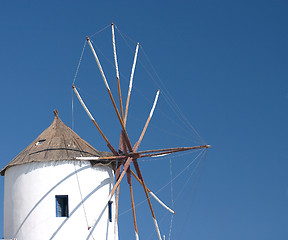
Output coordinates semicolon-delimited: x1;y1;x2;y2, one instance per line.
56;195;69;217
108;201;113;222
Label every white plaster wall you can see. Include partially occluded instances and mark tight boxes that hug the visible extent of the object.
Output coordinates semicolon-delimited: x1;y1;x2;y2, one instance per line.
3;161;118;240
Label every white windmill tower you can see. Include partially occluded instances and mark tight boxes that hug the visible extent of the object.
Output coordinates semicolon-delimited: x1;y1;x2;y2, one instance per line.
1;110;118;240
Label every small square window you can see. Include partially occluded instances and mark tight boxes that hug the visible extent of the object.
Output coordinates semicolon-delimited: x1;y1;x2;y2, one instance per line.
56;195;69;217
108;201;113;222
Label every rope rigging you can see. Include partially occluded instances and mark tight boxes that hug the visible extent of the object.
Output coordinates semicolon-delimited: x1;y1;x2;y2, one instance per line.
118;149;207;240
73;24;206;142
118;149;207;217
73;85;199;144
73;28;205;146
71;22;210;240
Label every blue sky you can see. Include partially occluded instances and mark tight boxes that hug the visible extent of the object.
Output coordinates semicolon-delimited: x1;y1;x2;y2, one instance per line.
0;0;288;239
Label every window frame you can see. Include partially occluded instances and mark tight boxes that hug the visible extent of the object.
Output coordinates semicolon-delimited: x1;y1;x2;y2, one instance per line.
55;195;69;218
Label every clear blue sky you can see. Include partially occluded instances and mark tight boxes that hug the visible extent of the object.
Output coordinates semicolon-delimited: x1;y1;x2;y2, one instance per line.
0;0;287;239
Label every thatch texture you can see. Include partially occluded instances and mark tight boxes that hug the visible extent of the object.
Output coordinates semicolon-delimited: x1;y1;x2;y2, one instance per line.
1;110;114;176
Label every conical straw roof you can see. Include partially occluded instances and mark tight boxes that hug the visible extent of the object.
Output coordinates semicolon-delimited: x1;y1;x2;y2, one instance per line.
1;110;113;176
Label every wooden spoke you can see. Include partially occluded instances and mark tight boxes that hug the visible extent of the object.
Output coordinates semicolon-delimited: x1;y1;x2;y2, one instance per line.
109;156;131;199
139;145;210;158
132;158;162;240
114;129;127;231
114;183;120;239
115;161;122;181
111;22;124;119
130;170;175;214
114;183;121;223
124;43;139;125
137;90;160;149
118;130;125;153
127;168;139;240
137;145;211;155
114;128;128;230
115;160;122;220
117;77;124;120
72;85;118;155
76;145;210;162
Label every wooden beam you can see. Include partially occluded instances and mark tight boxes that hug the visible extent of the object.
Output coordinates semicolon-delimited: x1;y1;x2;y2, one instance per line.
137;145;211;155
72;85;118;155
111;22;124;120
124;43;139;125
127;168;139;240
132;158;162;240
77;145;210;162
138;90;160;145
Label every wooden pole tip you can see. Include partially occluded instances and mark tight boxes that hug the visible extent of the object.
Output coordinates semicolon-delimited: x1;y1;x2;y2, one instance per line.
53;109;59;118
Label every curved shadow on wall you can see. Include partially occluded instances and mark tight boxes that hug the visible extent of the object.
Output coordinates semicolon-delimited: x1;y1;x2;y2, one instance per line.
105;175;113;240
85;204;108;240
86;178;114;240
49;178;111;240
14;165;91;237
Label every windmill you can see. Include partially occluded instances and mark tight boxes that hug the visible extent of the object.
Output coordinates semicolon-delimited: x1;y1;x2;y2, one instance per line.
72;22;210;240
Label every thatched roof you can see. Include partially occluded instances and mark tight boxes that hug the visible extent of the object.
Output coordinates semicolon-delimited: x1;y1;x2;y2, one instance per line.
1;110;114;176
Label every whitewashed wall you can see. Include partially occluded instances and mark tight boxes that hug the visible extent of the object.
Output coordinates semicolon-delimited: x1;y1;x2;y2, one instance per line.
3;161;118;240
